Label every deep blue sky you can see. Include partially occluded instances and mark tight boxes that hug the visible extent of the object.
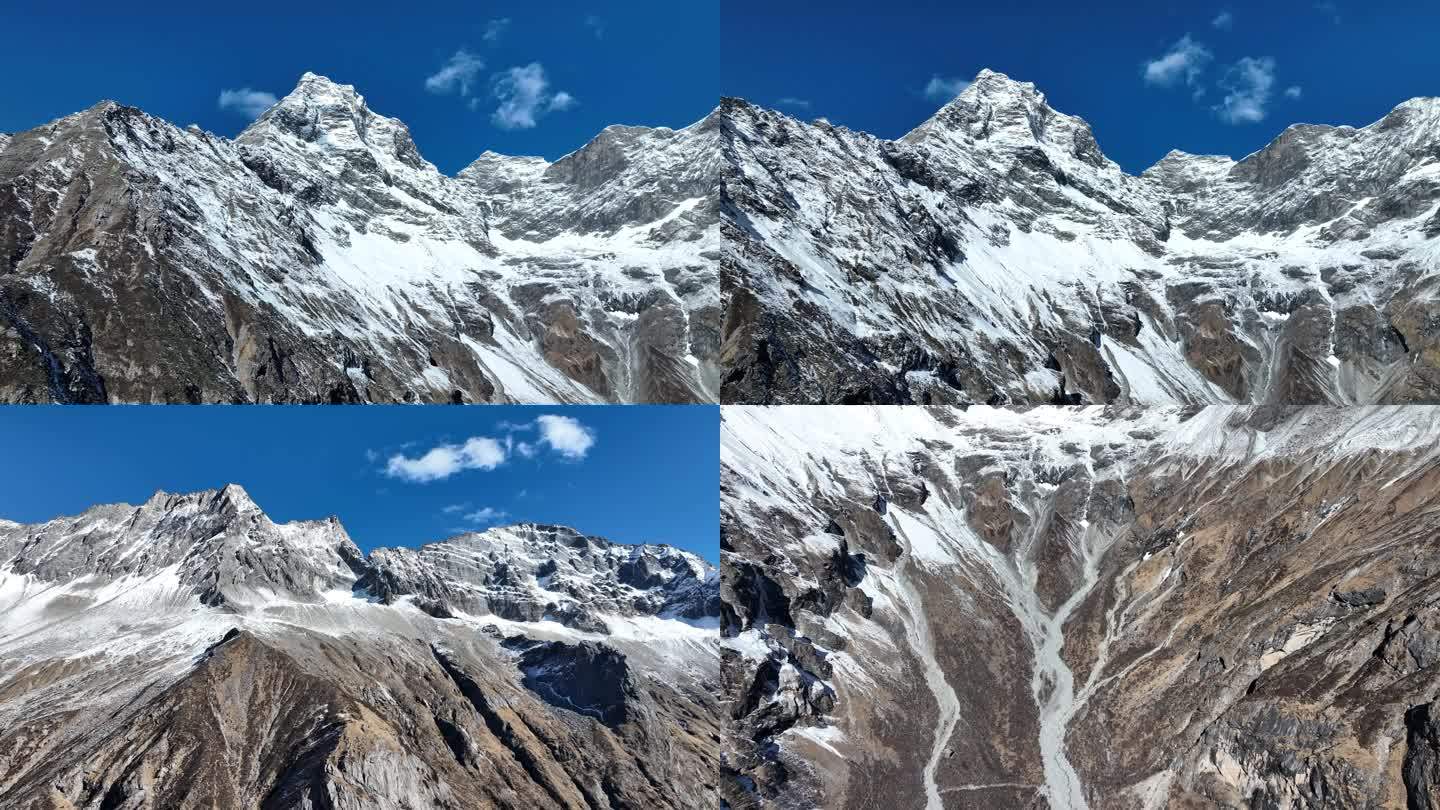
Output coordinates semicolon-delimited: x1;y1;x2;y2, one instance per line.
0;0;717;173
722;0;1438;173
0;406;718;561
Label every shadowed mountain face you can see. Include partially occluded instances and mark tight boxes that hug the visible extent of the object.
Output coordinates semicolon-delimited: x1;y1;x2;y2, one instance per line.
721;406;1440;809
0;486;720;809
720;69;1440;406
0;73;719;404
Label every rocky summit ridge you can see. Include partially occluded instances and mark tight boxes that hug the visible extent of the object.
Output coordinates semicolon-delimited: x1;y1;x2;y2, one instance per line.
0;72;719;404
720;69;1440;405
0;486;720;809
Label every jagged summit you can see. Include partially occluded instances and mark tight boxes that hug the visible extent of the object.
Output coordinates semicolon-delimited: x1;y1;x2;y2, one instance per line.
239;71;430;174
143;481;258;506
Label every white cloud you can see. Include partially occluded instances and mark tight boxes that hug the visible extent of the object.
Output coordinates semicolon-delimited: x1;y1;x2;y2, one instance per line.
490;63;576;130
777;97;812;109
384;436;506;482
1142;35;1213;88
1212;11;1234;29
463;507;507;524
425;49;485;96
535;415;595;460
1215;56;1277;124
217;88;278;119
923;76;971;102
483;17;511;42
441;502;471;514
515;441;536;458
1284;85;1303;99
584;14;605;38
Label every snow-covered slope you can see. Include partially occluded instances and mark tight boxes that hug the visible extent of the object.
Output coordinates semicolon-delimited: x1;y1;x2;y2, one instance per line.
720;69;1440;405
721;405;1440;808
0;486;718;808
0;73;718;403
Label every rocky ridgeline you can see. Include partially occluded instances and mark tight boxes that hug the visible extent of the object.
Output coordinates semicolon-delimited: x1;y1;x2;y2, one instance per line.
0;73;719;404
721;69;1440;405
0;486;720;809
0;484;717;629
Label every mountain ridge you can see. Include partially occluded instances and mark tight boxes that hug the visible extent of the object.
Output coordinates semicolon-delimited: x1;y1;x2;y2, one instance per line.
719;68;1440;406
0;482;720;809
0;72;719;404
0;483;718;630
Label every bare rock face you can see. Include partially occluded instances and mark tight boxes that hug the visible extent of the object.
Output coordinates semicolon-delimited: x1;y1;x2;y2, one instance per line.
0;487;720;808
720;405;1440;809
0;73;718;404
720;68;1440;405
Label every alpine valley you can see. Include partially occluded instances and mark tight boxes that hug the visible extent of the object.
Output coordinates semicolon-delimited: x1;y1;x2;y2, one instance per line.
0;485;720;808
720;70;1440;405
721;405;1440;809
0;73;719;403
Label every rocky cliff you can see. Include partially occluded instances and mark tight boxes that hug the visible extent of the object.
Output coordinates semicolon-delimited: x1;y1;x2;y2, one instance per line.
721;405;1440;808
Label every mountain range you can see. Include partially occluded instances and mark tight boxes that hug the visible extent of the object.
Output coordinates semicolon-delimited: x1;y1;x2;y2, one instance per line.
720;405;1440;808
0;485;720;808
720;69;1440;405
0;73;719;403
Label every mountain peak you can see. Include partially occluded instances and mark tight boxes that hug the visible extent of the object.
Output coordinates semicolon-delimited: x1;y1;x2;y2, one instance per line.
287;72;363;106
906;68;1092;155
238;71;392;148
964;68;1043;100
141;483;261;516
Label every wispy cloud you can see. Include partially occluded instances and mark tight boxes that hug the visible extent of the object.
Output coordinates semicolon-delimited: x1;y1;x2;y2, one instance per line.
584;14;605;38
923;75;971;103
483;17;511;43
1215;56;1277;124
1142;35;1212;89
1211;10;1234;30
463;506;507;525
777;97;812;109
217;88;278;119
425;49;485;96
380;415;594;482
441;502;472;514
384;437;506;483
1315;1;1341;23
1284;85;1303;99
490;63;576;130
536;415;595;460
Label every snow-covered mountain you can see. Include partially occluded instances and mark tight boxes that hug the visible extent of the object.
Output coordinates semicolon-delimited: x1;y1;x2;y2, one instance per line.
720;69;1440;405
0;486;719;808
0;73;719;403
721;405;1440;808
